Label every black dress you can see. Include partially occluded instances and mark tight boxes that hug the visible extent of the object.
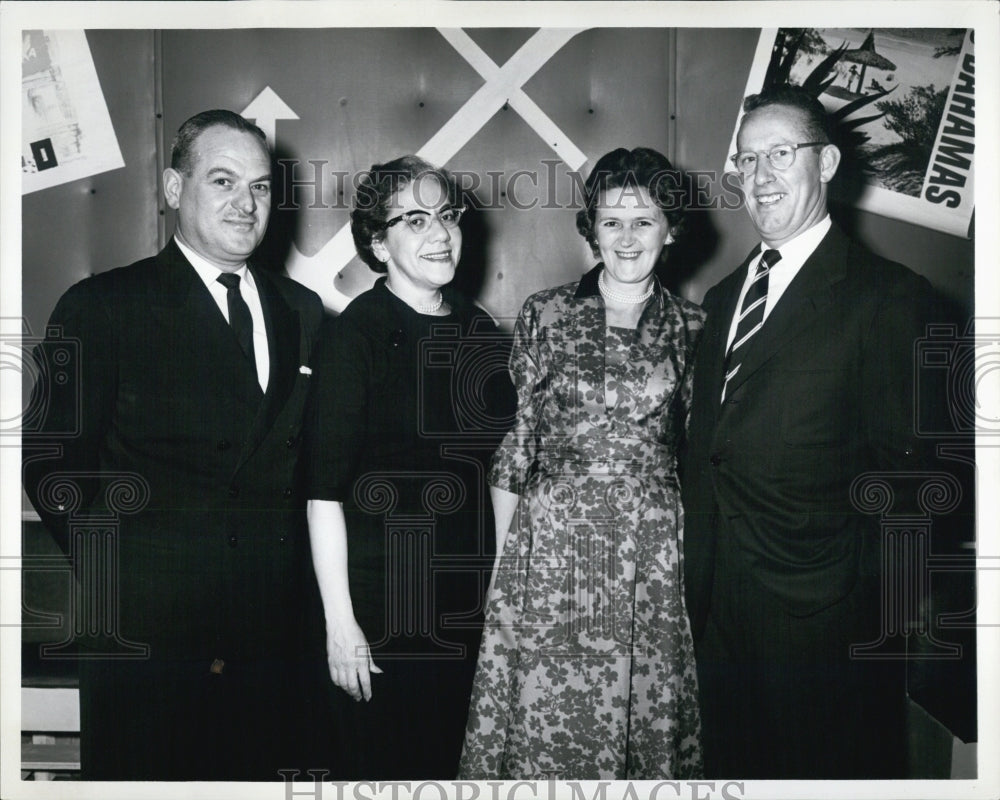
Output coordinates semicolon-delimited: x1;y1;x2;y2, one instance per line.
305;279;514;778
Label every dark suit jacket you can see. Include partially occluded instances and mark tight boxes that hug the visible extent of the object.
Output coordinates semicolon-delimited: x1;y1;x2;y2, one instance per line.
23;240;324;660
681;224;939;638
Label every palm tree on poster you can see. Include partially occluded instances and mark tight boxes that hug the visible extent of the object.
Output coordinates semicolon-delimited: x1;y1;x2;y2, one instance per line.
761;27;897;196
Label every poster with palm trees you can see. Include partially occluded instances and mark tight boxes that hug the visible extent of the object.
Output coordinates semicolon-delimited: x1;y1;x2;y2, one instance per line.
728;28;974;238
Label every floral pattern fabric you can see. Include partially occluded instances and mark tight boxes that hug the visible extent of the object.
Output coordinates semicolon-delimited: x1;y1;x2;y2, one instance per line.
459;266;706;779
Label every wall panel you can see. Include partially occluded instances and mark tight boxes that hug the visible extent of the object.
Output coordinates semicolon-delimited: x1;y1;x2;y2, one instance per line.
21;30;159;339
21;27;973;331
156;28;680;322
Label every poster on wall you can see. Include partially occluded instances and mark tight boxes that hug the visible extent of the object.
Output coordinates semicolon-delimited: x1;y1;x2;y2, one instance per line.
728;28;975;238
21;29;125;194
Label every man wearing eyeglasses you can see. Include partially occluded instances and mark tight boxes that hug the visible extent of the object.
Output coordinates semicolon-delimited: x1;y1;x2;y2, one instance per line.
681;85;940;778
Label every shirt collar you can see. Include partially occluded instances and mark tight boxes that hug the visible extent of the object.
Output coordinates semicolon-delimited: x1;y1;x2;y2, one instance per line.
174;235;252;290
758;215;831;263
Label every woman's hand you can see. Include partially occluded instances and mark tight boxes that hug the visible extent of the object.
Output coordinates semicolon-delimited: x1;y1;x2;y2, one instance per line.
308;500;382;701
326;617;383;702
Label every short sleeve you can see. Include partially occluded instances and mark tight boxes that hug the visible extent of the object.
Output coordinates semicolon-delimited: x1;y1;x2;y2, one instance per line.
303;315;370;500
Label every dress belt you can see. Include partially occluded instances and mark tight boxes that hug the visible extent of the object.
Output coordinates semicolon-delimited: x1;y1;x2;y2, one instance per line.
537;448;675;480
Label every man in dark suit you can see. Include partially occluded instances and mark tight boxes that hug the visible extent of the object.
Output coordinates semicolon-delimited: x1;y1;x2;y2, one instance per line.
682;86;940;778
23;110;324;780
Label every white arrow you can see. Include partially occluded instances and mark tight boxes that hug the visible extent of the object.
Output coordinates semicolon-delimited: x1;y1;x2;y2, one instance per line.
241;88;351;307
242;86;299;150
285;230;357;312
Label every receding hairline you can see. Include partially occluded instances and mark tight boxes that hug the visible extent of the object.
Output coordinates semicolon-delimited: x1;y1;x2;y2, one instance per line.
172;120;270;176
193;122;269;150
737;102;820;144
188;125;270;172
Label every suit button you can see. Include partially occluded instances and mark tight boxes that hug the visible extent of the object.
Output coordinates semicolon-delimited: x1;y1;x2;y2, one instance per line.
283;487;293;498
278;535;288;544
217;439;231;451
228;486;239;498
710;454;722;466
228;535;238;548
286;436;296;448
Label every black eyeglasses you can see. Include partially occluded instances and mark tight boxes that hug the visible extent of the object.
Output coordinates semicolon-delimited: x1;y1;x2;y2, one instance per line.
729;142;827;175
384;207;465;233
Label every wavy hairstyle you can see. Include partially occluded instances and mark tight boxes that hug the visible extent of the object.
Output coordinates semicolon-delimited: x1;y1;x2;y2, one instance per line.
351;155;461;273
575;147;687;257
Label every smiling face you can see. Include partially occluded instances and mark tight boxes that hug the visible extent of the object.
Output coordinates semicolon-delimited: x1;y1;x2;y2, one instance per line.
163;125;272;270
372;175;462;292
737;104;840;249
593;185;672;292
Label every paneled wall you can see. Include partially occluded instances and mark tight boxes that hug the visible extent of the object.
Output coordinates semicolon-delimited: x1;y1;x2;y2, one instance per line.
22;27;974;339
21;30;160;348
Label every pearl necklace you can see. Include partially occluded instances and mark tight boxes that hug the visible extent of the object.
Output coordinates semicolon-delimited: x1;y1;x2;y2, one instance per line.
386;281;444;315
598;271;654;305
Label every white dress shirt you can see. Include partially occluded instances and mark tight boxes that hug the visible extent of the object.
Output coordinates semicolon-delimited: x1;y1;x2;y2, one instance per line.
725;216;832;352
175;237;270;392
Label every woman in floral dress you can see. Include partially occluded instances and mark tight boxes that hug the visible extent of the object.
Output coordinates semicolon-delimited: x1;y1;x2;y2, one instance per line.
460;147;705;779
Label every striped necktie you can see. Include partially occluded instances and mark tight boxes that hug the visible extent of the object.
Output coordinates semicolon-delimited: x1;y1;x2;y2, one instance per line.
722;248;781;401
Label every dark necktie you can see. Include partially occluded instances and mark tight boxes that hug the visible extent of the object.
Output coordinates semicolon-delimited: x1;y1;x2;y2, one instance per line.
722;248;781;400
217;272;256;369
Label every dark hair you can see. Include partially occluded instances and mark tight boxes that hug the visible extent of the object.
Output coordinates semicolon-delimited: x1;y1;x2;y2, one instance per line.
575;147;686;257
741;84;835;144
350;155;461;273
170;110;268;175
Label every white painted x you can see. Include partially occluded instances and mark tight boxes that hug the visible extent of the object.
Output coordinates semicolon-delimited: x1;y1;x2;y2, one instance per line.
424;28;587;170
287;28;588;311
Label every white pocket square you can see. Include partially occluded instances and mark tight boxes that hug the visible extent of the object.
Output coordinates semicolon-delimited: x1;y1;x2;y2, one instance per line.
299;365;312;375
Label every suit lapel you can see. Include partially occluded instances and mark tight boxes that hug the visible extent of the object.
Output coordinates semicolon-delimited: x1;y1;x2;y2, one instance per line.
151;243;301;474
232;265;301;473
703;247;759;416
721;226;849;402
149;240;249;368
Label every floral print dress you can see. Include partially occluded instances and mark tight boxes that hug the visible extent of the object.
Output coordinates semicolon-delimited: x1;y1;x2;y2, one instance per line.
459;265;705;780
